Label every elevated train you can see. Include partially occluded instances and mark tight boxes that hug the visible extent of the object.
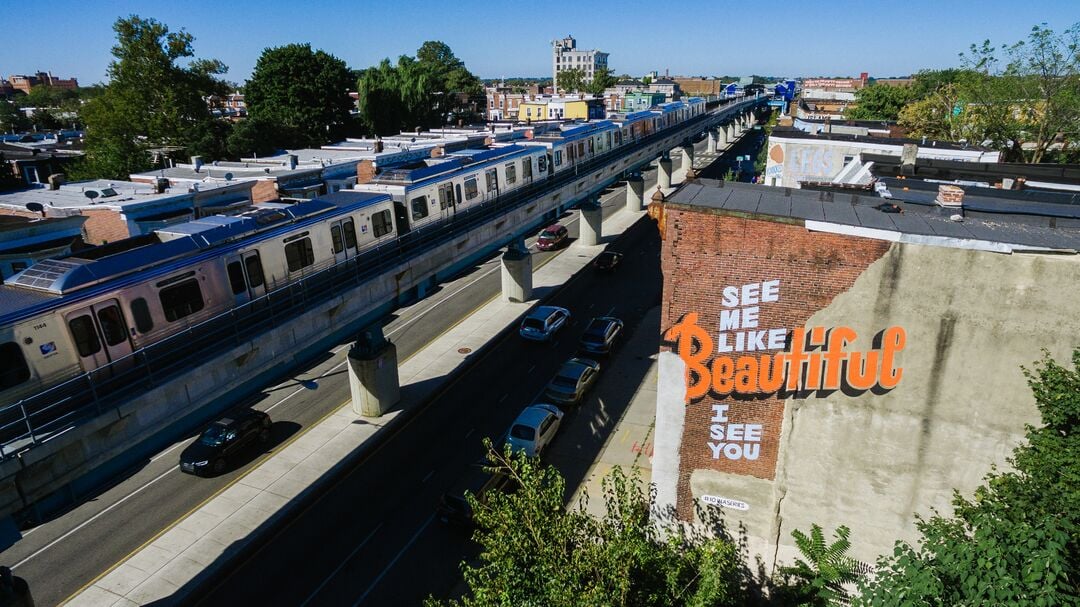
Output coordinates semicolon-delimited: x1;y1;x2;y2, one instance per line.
0;95;722;408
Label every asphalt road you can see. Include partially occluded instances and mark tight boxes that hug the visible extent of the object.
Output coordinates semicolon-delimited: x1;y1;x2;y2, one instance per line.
190;194;664;607
0;158;669;607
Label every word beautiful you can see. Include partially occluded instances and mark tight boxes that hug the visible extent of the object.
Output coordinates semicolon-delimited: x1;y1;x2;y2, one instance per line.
664;280;906;401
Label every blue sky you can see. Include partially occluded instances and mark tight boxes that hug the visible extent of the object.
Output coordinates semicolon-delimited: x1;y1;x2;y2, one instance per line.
4;0;1079;84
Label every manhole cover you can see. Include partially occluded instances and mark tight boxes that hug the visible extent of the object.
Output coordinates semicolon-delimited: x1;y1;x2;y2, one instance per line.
458;347;472;354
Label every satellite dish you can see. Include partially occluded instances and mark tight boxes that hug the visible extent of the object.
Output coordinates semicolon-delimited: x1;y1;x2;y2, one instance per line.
25;202;44;214
224;172;234;181
84;191;99;200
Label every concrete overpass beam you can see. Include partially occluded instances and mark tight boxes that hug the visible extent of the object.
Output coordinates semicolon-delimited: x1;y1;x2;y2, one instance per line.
578;198;603;246
348;329;400;417
657;155;673;190
501;240;533;303
626;175;645;212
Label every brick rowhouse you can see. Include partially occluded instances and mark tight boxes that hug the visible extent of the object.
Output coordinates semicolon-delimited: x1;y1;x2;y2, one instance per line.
658;204;890;520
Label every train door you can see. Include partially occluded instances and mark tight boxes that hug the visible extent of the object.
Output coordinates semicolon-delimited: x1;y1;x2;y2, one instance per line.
439;183;455;218
455;184;463;209
484;168;499;202
227;251;267;305
330;218;358;265
65;299;134;372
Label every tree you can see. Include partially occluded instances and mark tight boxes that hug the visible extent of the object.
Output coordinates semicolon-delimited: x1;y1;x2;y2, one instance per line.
772;525;862;606
898;83;978;143
225;116;281;159
557;68;585;94
426;441;749;607
586;66;618;96
244;43;354;148
0;100;29;134
845;85;917;121
76;16;228;179
853;348;1080;605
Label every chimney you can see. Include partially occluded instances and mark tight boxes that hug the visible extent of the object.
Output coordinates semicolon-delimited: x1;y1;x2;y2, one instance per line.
936;184;964;208
430;146;444;158
900;143;917;176
191;156;203;173
47;173;66;190
287;154;298;170
356;159;376;184
373;138;383;153
155;177;169;194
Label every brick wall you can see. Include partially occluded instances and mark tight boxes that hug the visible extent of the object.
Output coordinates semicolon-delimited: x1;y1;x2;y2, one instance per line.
659;206;889;519
80;209;132;244
250;179;279;203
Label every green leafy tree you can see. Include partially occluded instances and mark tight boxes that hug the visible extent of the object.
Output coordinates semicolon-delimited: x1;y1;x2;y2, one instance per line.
772;525;862;606
845;85;917;121
244;43;354;148
0;100;29;134
427;441;748;607
854;348;1080;605
225;116;280;159
557;68;586;94
75;15;228;179
586;66;618;96
898;83;978;143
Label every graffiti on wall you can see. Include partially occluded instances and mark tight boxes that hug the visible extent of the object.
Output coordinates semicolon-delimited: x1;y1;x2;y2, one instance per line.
786;146;836;182
662;279;906;462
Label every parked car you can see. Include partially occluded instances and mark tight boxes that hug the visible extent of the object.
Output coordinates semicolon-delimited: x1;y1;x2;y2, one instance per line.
579;316;624;356
519;306;571;342
545;357;601;406
506;404;564;458
180;409;272;476
594;250;623;271
536;224;569;251
437;460;514;526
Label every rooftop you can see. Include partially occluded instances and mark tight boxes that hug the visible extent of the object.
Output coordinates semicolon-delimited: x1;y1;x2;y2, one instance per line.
770;126;993;153
0;179;255;213
666;180;1080;253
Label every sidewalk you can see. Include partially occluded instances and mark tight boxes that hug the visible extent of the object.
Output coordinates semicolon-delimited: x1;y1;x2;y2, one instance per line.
65;165;693;605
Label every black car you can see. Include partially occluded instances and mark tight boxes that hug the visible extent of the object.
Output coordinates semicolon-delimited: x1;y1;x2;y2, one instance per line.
437;461;514;527
579;316;624;355
180;409;272;476
594;251;623;271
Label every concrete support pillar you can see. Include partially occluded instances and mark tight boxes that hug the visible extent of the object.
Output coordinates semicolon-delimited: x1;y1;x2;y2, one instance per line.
706;129;717;154
719;124;730;146
746;112;755;127
657;155;673;190
734;117;743;136
348;330;400;417
578;199;603;246
726;123;736;142
501;241;532;303
681;144;695;179
626;175;645;212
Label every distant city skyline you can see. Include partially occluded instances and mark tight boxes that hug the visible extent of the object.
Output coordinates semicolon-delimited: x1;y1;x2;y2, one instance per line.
4;0;1079;86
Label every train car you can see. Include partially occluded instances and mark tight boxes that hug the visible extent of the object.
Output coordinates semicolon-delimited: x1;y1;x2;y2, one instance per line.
609;111;656;147
0;192;395;405
685;97;707;119
521;120;619;176
353;145;548;234
652;102;687;130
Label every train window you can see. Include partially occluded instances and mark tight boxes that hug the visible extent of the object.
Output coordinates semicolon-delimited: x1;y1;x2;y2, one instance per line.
553;151;562;167
372;210;393;237
343;220;357;249
69;315;101;357
0;342;30;389
577;142;585;157
522;158;532;180
505;163;516;185
464;178;479;200
227;261;246;295
438;184;453;210
284;238;315;272
615;131;622;146
485;169;498;192
160;279;205;322
96;305;127;347
331;225;344;254
606;132;612;148
541;155;549;171
131;298;154;333
411;196;429;220
245;256;265;288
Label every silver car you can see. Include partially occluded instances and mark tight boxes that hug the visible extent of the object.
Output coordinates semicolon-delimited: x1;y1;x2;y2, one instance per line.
505;404;564;457
544;357;601;406
519;306;571;342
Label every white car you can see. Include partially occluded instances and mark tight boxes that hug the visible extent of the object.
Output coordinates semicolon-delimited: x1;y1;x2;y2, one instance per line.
519;306;571;342
505;404;564;457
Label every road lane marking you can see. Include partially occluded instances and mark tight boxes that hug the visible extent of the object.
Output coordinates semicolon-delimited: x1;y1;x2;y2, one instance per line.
300;523;383;607
498;394;507;403
422;470;434;483
464;428;474;438
526;365;535;373
352;514;435;606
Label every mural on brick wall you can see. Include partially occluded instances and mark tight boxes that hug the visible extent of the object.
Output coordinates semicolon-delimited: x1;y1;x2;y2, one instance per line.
662;279;906;463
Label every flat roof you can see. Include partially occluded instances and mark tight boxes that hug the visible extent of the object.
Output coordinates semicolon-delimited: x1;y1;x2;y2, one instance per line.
666;180;1080;253
0;180;253;212
770;126;992;152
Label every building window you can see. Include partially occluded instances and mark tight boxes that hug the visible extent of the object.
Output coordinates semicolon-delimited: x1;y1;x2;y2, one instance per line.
411;195;430;220
372;209;393;237
505;163;516;185
159;279;205;322
0;342;30;389
284;238;315;272
130;298;154;333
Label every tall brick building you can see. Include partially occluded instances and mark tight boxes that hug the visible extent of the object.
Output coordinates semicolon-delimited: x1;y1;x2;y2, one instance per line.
653;179;1080;570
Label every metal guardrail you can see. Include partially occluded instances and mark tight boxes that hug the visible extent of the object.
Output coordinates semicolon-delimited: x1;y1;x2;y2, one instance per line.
0;97;763;459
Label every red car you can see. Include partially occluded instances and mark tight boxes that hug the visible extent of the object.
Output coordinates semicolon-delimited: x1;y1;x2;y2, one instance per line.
536;224;568;251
